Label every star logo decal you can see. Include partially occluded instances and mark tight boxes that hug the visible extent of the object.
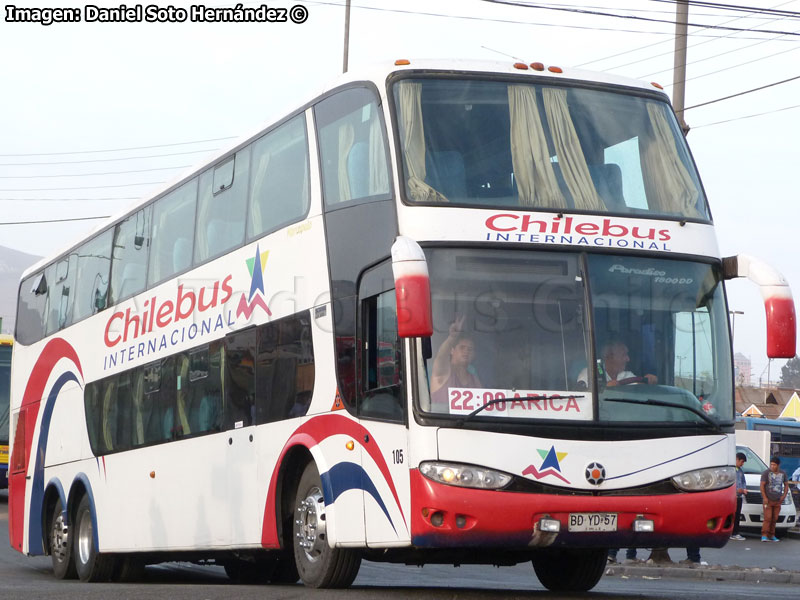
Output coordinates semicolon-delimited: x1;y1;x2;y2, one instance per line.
522;446;570;484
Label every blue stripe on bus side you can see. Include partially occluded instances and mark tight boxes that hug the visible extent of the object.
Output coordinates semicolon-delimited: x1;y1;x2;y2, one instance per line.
321;461;396;534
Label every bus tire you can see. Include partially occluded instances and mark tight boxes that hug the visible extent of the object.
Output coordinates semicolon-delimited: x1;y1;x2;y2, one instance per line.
531;548;606;592
49;497;77;579
73;495;116;582
292;462;361;588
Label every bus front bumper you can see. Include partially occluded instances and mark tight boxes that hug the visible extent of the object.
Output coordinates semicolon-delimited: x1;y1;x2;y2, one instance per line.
410;469;734;549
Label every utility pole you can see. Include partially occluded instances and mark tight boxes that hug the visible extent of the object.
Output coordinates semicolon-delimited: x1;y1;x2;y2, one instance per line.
343;0;351;73
672;0;690;134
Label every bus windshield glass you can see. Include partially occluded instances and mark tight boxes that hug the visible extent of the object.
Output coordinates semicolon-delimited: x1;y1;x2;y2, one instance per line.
418;249;732;426
392;77;709;221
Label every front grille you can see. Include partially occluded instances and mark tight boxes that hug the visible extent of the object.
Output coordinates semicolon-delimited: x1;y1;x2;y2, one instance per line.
505;477;679;496
745;491;762;504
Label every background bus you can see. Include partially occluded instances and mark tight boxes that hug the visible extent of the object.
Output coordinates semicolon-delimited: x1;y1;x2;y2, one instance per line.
0;335;11;489
738;416;800;477
8;59;796;592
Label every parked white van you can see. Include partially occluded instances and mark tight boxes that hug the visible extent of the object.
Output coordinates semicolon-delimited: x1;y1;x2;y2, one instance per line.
737;445;797;536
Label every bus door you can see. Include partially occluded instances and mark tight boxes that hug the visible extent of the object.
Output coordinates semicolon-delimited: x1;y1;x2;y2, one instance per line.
358;285;411;545
223;328;261;544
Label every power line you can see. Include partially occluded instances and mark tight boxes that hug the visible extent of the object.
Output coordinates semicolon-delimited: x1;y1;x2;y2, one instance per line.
0;215;113;226
0;181;166;192
0;148;218;167
0;198;137;202
579;0;800;68
665;40;800;86
693;101;800;128
640;28;800;78
685;73;800;110
0;165;190;180
307;0;800;39
649;0;800;19
0;136;236;158
606;1;799;72
480;0;800;35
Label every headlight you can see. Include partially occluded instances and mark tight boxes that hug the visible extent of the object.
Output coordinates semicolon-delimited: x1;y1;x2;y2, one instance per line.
784;494;794;506
671;466;736;491
419;461;512;489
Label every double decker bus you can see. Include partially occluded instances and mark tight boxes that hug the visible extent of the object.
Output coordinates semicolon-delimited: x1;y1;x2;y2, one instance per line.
0;335;11;489
9;59;796;591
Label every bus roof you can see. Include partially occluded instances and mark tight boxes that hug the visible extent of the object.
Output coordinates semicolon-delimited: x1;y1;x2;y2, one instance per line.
20;58;670;281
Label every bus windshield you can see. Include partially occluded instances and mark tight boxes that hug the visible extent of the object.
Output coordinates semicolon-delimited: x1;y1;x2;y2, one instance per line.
392;77;709;221
418;248;732;426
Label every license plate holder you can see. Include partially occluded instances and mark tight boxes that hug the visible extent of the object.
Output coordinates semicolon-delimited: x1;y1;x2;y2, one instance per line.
568;512;618;532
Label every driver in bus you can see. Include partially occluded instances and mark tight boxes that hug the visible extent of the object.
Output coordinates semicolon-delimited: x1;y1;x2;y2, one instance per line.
577;340;657;389
430;315;482;409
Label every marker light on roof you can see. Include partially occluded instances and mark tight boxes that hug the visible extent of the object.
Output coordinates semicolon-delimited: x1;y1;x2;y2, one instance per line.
530;62;544;71
513;62;529;70
548;66;563;73
651;82;664;89
395;59;410;66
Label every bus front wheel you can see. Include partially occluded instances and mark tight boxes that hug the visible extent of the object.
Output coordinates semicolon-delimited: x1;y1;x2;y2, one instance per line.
292;462;361;588
73;495;117;582
49;497;76;579
532;548;607;592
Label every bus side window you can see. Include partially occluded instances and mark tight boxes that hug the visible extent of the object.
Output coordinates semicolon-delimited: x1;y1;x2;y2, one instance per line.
142;359;174;444
187;343;223;434
84;381;104;455
224;330;256;429
16;272;48;345
255;312;315;424
72;229;113;323
109;207;151;305
315;87;390;207
45;255;77;335
360;289;404;422
195;148;249;264
148;179;198;286
247;114;310;240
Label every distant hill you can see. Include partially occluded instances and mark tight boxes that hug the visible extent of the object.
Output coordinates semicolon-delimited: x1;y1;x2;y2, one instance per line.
0;246;41;335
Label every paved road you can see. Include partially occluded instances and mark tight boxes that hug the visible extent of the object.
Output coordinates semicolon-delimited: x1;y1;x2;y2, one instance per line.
2;490;799;599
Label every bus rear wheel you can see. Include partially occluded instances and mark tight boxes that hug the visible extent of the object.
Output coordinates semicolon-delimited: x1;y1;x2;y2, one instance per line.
531;548;607;592
49;497;76;579
73;495;117;582
292;462;361;588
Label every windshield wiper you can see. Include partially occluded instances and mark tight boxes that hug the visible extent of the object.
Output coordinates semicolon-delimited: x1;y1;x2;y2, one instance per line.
603;397;721;433
455;395;585;427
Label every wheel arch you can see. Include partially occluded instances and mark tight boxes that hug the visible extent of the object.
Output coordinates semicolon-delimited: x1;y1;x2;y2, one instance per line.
41;478;67;555
276;445;314;550
67;473;99;552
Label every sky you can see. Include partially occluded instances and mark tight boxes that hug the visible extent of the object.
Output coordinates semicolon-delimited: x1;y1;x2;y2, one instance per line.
1;0;799;383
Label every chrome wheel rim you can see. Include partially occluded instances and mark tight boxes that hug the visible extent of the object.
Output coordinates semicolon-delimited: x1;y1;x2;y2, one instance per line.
77;510;93;565
295;486;327;562
51;512;69;563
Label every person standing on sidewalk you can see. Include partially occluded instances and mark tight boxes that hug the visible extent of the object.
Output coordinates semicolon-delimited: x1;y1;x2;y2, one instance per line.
760;456;788;542
731;452;747;540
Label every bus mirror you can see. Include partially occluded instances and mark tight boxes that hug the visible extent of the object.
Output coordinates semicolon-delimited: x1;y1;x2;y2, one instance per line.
724;254;796;358
391;236;433;338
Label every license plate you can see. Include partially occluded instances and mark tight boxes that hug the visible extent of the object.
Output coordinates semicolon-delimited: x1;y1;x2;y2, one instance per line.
568;513;618;532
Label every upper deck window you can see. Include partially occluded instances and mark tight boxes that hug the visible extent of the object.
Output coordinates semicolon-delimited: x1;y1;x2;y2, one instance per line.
315;86;391;207
392;77;709;221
